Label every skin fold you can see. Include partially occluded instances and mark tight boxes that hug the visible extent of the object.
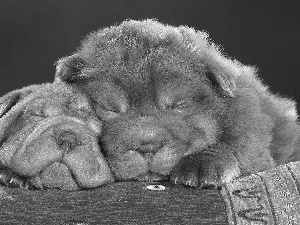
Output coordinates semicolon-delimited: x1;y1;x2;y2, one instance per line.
0;83;114;190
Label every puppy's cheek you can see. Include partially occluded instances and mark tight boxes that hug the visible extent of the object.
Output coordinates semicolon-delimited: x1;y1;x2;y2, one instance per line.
107;151;148;180
29;162;79;191
190;114;220;147
63;136;114;188
0;124;36;167
11;127;62;176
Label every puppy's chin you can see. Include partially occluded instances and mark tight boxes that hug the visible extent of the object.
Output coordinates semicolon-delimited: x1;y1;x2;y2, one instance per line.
28;162;80;191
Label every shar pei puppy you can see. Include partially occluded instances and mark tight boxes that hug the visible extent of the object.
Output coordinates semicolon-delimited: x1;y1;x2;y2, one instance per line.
0;82;114;190
54;19;300;190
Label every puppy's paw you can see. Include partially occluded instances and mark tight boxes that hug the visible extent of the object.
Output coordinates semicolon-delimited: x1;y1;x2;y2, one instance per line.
170;151;239;190
0;167;41;190
0;167;26;188
170;154;222;190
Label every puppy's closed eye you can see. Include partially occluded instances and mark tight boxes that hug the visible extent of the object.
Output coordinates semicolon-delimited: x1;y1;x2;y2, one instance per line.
95;104;121;120
28;108;45;118
170;100;190;109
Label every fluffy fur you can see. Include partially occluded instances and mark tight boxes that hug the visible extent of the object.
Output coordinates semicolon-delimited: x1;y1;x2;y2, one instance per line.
55;19;300;189
0;83;114;190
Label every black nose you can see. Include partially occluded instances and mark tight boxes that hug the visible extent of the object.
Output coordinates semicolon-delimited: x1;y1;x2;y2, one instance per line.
56;131;77;151
134;126;167;153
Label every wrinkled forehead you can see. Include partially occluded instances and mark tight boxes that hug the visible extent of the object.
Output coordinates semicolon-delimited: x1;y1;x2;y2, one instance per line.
82;51;210;107
27;84;91;109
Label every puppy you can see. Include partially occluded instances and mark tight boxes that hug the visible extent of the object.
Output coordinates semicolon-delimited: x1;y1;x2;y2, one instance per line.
0;82;114;190
54;19;300;189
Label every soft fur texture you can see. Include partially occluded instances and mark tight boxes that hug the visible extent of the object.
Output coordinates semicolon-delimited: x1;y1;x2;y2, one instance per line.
0;83;114;190
54;19;300;189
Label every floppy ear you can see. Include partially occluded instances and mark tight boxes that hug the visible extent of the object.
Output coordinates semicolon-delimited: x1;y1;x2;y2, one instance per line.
0;92;22;119
0;91;26;165
206;67;236;98
54;54;86;83
0;87;37;150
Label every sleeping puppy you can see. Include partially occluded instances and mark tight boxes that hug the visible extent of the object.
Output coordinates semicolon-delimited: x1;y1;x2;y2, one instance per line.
56;19;299;189
0;82;114;190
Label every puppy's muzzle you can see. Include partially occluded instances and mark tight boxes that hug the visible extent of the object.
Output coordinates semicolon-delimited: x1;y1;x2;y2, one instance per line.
10;116;113;189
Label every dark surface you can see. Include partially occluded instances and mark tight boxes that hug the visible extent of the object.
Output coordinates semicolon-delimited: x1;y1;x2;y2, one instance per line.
1;161;300;224
0;182;228;225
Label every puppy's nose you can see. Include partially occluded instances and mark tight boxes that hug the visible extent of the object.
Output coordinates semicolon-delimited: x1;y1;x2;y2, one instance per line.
56;131;78;151
136;127;166;153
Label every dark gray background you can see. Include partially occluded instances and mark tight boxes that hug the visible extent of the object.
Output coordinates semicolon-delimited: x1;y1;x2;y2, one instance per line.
0;0;299;109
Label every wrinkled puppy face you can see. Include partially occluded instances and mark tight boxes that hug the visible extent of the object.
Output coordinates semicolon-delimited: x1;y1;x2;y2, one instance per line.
0;83;114;190
62;54;228;182
102;75;224;181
